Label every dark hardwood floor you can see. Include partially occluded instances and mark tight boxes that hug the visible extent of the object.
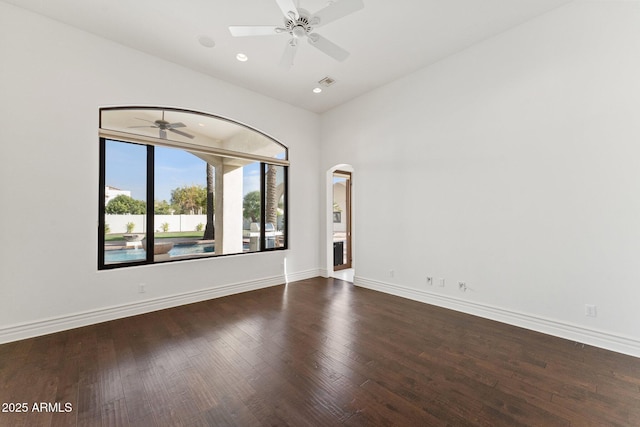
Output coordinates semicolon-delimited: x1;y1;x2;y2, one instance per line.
1;277;639;426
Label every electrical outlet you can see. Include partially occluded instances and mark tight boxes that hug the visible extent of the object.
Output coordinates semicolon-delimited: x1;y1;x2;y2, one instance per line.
458;281;467;292
426;277;433;286
138;283;146;293
585;304;597;317
438;278;445;287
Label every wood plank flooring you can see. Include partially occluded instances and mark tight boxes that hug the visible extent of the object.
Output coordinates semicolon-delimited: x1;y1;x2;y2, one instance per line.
1;277;639;426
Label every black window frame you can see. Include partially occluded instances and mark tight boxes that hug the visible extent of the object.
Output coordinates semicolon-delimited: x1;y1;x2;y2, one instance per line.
98;107;289;270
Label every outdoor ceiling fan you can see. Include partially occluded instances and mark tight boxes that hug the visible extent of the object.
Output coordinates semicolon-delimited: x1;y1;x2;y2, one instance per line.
229;0;365;68
131;111;194;140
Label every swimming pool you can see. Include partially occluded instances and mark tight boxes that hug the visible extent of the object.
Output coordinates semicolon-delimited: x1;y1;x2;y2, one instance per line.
105;242;215;263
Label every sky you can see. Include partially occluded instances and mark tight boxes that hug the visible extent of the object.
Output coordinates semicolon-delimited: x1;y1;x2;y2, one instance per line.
105;140;260;202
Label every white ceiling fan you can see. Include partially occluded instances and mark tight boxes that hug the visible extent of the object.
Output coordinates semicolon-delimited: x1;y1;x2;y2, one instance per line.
229;0;365;68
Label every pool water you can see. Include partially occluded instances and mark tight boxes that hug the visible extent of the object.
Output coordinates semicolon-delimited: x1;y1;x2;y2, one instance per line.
105;242;215;263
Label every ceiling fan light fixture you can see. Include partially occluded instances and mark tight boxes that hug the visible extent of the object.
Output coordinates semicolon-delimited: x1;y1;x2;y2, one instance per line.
292;25;307;38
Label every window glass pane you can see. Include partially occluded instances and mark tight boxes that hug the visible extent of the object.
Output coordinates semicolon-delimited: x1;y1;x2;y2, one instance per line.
242;161;262;253
104;140;147;265
101;108;287;161
265;164;286;249
151;146;211;261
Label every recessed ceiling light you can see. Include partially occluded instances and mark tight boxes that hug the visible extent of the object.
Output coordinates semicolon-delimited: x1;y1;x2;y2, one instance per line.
236;53;248;62
313;87;322;94
198;35;215;48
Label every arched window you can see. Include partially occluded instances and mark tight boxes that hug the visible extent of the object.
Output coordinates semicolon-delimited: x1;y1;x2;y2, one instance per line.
98;107;288;269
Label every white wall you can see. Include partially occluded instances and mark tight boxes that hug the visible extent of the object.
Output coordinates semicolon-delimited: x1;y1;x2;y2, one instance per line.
320;1;640;357
104;214;208;234
0;2;321;341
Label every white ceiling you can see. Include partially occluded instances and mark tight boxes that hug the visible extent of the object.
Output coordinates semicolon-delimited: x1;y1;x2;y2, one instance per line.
4;0;572;113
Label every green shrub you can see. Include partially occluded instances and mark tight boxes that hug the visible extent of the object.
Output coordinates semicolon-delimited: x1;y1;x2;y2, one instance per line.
195;223;204;232
126;222;135;233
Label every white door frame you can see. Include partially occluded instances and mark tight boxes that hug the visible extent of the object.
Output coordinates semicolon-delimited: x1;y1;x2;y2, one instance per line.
325;164;354;278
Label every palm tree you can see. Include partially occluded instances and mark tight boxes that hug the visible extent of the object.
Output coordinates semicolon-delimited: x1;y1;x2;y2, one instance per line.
203;163;214;240
266;165;277;229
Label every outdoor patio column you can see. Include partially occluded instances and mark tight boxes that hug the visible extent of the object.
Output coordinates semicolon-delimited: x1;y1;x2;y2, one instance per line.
213;158;224;255
220;164;244;254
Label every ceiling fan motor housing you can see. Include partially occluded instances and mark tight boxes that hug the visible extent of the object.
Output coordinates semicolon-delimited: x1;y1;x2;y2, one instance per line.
155;120;171;129
285;9;313;38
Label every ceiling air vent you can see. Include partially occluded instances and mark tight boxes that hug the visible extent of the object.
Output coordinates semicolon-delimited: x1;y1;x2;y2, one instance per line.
319;76;336;87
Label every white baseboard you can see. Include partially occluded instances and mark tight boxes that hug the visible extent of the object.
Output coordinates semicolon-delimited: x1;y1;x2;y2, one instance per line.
355;276;640;359
6;273;638;359
0;274;287;344
285;268;324;283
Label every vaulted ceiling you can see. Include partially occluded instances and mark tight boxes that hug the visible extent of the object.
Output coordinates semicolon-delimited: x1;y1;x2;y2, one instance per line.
4;0;571;113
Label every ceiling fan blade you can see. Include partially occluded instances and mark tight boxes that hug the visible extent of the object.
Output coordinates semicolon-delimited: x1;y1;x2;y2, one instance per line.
279;39;298;69
129;125;157;129
159;129;167;139
169;128;195;139
275;0;298;19
229;26;281;37
169;122;186;128
312;0;364;27
307;33;350;62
